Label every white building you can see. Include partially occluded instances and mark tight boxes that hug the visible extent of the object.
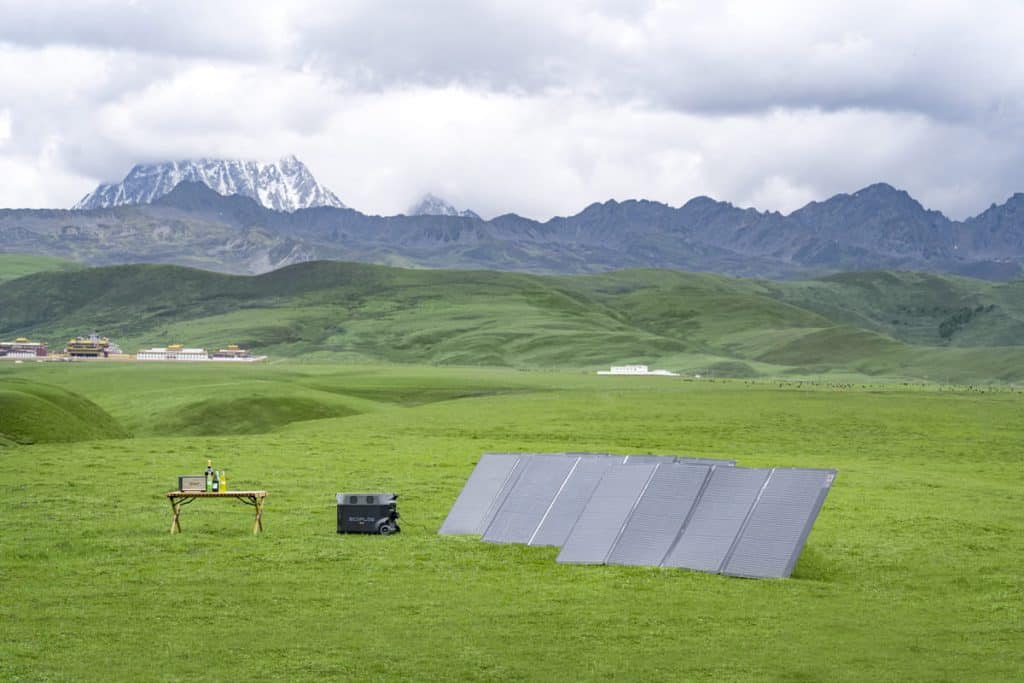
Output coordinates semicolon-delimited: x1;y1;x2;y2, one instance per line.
0;338;48;359
608;364;649;374
210;344;266;362
137;345;210;361
136;343;266;362
597;364;679;377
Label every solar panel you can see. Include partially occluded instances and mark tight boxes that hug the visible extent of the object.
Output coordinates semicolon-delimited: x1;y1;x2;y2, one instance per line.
661;466;770;572
721;468;836;579
606;463;712;566
476;454;538;534
482;455;579;544
528;456;626;547
438;453;526;535
556;463;657;564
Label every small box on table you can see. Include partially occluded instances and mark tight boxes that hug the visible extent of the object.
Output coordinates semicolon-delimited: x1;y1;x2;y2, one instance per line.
178;475;206;492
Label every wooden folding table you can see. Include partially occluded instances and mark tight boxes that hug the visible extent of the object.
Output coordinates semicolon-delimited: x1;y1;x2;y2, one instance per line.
166;491;268;534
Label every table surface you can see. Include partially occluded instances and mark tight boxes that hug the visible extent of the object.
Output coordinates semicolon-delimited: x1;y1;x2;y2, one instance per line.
166;490;267;498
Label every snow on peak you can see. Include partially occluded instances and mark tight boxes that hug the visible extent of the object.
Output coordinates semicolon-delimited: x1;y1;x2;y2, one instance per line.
408;193;480;219
73;157;346;212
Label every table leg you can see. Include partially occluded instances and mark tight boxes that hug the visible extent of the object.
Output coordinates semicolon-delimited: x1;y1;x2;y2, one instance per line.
170;499;182;534
252;497;264;534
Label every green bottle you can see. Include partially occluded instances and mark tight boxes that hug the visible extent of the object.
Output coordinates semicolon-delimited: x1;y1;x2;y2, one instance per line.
212;469;220;493
205;459;213;492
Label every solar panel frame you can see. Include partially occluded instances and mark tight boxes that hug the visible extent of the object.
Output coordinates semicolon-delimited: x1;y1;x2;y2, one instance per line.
622;454;676;465
673;456;737;466
624;454;735;467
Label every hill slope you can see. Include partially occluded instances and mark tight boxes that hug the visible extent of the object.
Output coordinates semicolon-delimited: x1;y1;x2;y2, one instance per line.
1;261;1022;382
760;271;1024;347
0;379;127;445
0;254;81;283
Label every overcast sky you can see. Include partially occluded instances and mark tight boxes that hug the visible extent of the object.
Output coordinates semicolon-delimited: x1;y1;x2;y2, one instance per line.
1;0;1022;220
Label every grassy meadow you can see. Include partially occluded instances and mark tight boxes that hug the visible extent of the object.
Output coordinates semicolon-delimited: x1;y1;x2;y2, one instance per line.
1;361;1022;681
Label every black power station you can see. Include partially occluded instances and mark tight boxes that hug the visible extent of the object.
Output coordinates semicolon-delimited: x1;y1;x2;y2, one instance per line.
336;493;400;535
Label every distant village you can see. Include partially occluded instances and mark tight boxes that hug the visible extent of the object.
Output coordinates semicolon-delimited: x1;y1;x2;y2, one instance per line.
0;332;266;362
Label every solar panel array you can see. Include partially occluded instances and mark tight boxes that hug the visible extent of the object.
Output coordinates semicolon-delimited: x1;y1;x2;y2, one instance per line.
439;452;835;579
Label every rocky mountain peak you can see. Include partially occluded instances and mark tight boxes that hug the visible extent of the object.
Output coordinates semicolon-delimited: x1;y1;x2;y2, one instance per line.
407;193;480;219
73;156;346;212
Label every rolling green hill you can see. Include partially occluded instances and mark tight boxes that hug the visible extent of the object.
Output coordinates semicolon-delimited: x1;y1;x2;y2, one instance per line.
0;253;81;283
760;270;1024;347
0;363;543;441
0;261;1022;382
0;378;126;445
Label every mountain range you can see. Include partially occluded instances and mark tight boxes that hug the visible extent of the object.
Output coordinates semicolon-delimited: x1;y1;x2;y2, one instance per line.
3;159;1023;279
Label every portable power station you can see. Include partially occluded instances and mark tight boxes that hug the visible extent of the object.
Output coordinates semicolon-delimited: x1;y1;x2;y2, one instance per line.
336;493;400;535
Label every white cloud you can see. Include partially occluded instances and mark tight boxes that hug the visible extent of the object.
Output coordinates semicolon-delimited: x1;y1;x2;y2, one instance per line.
0;0;292;60
0;108;11;145
0;139;95;209
1;1;1024;220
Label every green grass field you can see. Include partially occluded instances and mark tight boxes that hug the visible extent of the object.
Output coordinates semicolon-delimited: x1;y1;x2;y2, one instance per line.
1;362;1021;680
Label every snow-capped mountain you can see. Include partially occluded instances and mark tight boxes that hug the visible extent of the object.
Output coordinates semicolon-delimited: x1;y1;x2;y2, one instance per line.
73;156;346;212
408;193;480;219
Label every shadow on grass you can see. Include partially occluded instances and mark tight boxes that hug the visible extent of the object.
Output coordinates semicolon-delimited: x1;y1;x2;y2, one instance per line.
790;544;841;582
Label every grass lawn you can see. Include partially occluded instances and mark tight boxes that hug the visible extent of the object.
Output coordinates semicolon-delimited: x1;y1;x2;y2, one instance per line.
0;363;1021;680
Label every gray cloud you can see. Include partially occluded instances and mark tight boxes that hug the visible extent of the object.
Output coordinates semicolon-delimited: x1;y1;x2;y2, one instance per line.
10;0;1021;121
291;1;1024;123
1;1;1024;221
294;1;585;92
0;0;285;61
